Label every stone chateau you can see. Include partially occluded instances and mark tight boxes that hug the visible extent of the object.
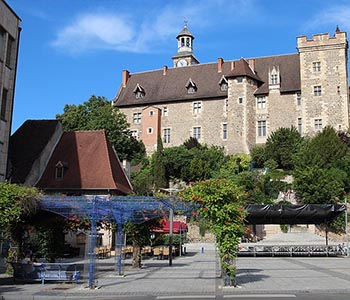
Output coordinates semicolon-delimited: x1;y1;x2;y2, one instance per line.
112;24;349;156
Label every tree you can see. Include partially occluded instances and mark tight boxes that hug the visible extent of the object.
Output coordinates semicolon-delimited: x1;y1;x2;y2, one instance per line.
123;219;161;268
153;135;167;190
56;95;145;160
294;126;347;169
265;126;303;170
0;182;39;262
293;166;347;204
182;179;247;286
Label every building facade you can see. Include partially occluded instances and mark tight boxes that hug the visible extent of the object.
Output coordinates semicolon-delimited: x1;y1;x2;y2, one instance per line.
113;25;349;156
0;0;21;181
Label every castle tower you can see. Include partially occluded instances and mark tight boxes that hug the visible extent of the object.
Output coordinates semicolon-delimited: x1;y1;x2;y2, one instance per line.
297;30;349;134
172;21;199;67
226;59;261;154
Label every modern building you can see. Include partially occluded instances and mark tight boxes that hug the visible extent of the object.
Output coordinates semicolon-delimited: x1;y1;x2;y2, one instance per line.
0;0;21;181
112;25;349;156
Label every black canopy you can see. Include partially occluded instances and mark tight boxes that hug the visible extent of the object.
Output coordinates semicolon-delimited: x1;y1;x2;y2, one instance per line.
244;204;346;225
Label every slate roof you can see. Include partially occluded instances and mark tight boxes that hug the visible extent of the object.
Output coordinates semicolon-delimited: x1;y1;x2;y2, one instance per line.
114;54;300;107
8;120;62;184
36;130;132;194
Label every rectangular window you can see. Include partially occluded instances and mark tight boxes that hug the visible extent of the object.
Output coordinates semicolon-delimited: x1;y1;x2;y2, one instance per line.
149;110;154;116
238;97;243;104
163;128;171;144
313;61;321;72
297;93;301;105
1;88;8;120
6;36;13;67
162;106;168;116
222;123;227;140
236;77;243;83
314;118;322;130
257;96;266;109
270;74;278;85
0;28;4;61
257;120;266;137
298;118;302;134
193;126;201;140
193;101;201;114
314;86;322;96
133;112;141;124
55;167;64;180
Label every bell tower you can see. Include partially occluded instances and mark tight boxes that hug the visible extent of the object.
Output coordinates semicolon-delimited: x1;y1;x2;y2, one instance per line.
172;20;199;68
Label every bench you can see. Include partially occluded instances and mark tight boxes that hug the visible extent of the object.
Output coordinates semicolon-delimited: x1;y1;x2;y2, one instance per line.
11;262;80;284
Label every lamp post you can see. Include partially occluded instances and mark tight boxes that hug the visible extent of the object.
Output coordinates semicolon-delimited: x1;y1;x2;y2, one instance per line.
160;187;182;266
345;197;349;257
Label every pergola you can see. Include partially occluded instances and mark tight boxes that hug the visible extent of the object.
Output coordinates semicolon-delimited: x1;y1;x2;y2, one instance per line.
40;195;195;288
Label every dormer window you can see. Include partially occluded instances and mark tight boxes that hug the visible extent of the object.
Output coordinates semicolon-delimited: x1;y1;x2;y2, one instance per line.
133;84;145;99
269;66;280;88
186;78;197;94
218;76;228;91
55;161;68;180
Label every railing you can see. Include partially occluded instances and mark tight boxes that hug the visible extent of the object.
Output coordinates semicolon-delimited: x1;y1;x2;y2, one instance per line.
238;244;344;257
11;262;80;284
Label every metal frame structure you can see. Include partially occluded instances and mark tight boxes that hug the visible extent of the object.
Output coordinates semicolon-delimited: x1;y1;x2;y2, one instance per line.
40;195;194;289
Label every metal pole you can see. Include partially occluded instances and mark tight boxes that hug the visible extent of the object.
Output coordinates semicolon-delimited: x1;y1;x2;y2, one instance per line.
116;221;123;275
345;198;349;257
169;207;173;266
89;197;97;289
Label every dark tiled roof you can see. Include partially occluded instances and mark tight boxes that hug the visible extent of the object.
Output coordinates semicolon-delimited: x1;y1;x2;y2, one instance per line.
226;58;262;82
114;54;300;107
8;120;62;183
254;54;300;95
36;130;132;194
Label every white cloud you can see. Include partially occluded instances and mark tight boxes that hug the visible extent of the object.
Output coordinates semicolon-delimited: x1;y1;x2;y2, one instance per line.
51;13;135;53
305;5;350;32
51;0;257;55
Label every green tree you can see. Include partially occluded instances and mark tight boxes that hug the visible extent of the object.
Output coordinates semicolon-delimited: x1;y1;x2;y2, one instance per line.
250;145;266;168
56;95;145;160
182;179;247;286
131;166;154;195
294;126;347;169
0;182;39;262
293;167;346;204
265;126;303;170
153;135;167;190
218;153;251;178
123;219;161;268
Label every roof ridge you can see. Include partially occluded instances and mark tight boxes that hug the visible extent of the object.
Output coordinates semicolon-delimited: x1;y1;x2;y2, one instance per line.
102;131;118;190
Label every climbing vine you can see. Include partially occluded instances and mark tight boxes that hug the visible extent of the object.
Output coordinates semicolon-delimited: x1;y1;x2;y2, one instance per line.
181;178;247;286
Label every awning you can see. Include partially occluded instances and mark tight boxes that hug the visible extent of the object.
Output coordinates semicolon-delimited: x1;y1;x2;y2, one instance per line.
153;221;188;234
244;204;346;225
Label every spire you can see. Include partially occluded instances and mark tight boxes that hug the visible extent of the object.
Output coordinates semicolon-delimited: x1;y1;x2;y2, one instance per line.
336;25;340;33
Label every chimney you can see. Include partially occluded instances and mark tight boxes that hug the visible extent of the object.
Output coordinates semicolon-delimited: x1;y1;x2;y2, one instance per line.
217;58;224;73
122;69;130;88
163;65;168;75
231;61;235;70
248;59;255;71
122;159;131;179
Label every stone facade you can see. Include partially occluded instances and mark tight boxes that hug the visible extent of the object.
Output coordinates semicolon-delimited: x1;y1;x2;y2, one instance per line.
114;28;349;156
0;0;21;181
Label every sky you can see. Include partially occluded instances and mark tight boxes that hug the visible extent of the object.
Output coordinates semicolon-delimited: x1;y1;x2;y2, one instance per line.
6;0;350;133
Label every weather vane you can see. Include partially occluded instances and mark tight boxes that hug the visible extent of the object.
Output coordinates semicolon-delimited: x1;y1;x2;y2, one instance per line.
184;16;188;28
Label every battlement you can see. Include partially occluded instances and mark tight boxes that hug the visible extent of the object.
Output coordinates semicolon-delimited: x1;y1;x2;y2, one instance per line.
297;31;347;50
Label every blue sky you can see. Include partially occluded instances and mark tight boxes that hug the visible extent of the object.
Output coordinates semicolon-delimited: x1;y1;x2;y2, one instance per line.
6;0;350;133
